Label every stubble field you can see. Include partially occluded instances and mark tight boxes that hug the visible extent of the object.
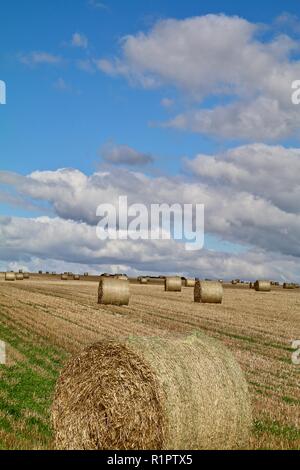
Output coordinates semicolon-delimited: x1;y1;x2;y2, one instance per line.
0;276;299;449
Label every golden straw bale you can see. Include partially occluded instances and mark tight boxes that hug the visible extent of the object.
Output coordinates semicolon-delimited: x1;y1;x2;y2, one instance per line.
51;333;252;450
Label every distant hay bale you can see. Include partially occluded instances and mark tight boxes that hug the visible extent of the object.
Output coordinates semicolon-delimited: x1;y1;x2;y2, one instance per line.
231;280;237;285
61;274;68;281
254;280;271;292
140;277;148;284
249;282;253;289
5;272;15;281
18;269;23;273
185;279;195;287
283;283;295;289
51;333;251;450
23;273;30;279
98;278;129;306
84;272;89;276
116;274;128;280
164;276;182;292
194;280;223;304
15;273;24;281
73;275;80;280
38;270;43;274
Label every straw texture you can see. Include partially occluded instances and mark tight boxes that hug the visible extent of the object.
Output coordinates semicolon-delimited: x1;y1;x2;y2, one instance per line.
194;281;223;304
51;333;252;450
164;276;182;292
98;278;130;306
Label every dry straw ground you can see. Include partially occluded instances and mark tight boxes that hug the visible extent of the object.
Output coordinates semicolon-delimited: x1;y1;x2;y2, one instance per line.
0;276;299;449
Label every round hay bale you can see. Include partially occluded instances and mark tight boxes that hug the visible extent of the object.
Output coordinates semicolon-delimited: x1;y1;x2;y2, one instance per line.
23;273;30;279
249;282;253;289
15;273;24;281
140;277;148;284
84;272;89;276
61;274;68;281
194;280;223;304
164;276;182;292
185;279;195;287
5;272;16;281
98;278;129;306
254;280;271;292
231;280;237;285
73;275;80;280
283;283;295;289
51;333;252;450
116;274;128;281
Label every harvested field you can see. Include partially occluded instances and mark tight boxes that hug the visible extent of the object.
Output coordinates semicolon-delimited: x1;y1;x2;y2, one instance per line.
0;278;299;449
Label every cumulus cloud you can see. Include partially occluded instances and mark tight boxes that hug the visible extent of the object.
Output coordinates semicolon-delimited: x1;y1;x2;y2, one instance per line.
1;141;300;261
0;215;298;281
100;141;154;166
98;14;300;141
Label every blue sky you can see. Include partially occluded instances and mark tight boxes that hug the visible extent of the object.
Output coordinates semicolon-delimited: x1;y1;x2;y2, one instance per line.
1;1;300;278
1;0;300;176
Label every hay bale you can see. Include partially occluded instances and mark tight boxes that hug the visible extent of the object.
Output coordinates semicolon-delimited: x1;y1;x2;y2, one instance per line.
15;273;24;281
231;280;237;285
140;277;148;284
164;276;182;292
116;274;128;280
98;278;129;306
283;283;295;289
254;280;271;292
84;272;89;276
51;333;251;450
23;273;30;279
185;279;195;287
5;272;16;281
73;275;80;280
194;280;223;304
61;274;68;281
249;282;253;289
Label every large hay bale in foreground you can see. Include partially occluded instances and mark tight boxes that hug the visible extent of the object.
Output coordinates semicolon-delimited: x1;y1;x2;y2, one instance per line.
194;280;223;304
164;276;182;292
185;278;195;287
98;278;129;306
15;273;24;281
254;280;271;292
51;334;251;450
61;274;68;281
5;272;15;281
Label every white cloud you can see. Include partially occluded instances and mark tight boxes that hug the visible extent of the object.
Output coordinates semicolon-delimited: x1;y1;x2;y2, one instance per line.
19;51;62;65
0;215;298;281
161;97;174;108
100;141;154;166
71;32;88;49
1;142;300;260
98;14;300;141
